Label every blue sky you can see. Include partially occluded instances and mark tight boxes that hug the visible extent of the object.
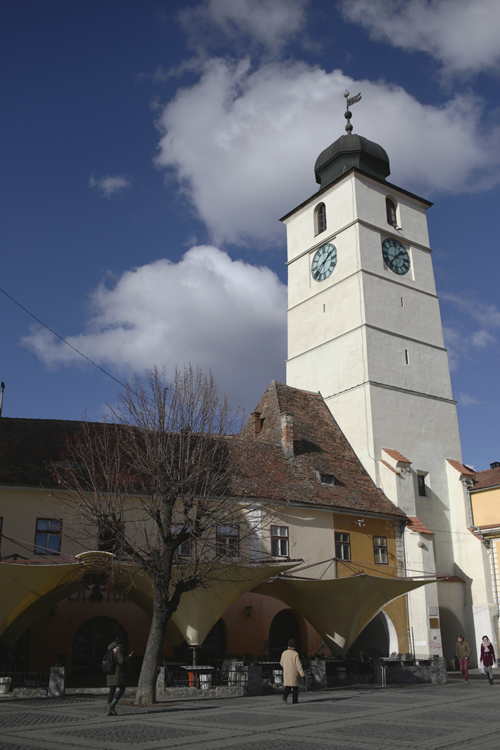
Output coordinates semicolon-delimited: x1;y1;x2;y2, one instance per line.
1;0;499;470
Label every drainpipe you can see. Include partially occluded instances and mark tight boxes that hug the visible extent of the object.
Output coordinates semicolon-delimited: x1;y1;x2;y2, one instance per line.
473;526;500;664
488;542;500;664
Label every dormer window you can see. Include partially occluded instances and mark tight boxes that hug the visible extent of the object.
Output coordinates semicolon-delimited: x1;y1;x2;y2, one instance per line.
315;203;327;235
320;473;336;485
386;197;397;227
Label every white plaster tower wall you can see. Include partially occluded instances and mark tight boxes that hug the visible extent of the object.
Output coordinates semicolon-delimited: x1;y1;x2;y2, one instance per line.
283;128;467;658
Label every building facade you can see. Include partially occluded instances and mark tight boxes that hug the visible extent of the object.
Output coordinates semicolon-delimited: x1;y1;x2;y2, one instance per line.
0;383;412;681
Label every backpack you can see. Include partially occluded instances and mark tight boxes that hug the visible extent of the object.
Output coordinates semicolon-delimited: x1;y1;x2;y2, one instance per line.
102;648;116;675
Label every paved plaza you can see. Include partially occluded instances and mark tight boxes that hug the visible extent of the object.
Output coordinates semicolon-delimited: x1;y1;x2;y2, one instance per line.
0;679;498;750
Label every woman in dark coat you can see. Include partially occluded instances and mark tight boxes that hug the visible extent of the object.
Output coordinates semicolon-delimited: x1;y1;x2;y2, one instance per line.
480;635;496;685
106;635;133;716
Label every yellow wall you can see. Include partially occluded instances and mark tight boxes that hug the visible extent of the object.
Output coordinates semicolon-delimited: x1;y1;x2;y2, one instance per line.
471;487;500;528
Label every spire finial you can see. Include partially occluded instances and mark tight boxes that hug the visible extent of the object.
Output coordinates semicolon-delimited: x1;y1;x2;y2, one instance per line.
344;90;362;135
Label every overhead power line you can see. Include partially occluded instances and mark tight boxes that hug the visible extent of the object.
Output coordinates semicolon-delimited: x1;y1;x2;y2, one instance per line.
0;286;127;390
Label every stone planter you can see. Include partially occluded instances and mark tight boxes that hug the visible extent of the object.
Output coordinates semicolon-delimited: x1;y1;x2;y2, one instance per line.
0;677;12;695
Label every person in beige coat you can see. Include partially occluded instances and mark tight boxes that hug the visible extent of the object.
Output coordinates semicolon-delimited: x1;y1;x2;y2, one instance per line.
280;639;305;704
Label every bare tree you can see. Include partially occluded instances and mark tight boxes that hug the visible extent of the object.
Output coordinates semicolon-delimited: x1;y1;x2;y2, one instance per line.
51;365;276;705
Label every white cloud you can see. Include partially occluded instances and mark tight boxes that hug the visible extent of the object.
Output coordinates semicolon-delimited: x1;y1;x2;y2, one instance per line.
21;246;287;411
154;59;500;246
441;293;500;329
89;174;132;198
179;0;309;53
471;329;496;347
458;393;482;407
340;0;500;76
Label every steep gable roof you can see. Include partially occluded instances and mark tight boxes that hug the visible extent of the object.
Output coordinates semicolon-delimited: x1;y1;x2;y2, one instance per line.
239;381;405;518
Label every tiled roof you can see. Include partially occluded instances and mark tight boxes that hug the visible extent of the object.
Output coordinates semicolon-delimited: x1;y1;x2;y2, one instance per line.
406;516;434;535
473;466;500;491
0;418;83;487
379;460;400;475
477;523;500;532
238;382;406;518
446;458;475;478
0;382;406;520
468;527;483;541
382;449;411;464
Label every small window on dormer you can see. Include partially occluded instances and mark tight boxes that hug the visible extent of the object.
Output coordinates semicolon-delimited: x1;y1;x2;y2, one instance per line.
320;473;336;485
315;203;327;235
386;198;397;227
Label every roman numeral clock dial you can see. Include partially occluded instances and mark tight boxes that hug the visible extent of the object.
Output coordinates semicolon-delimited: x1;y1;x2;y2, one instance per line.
311;243;337;282
382;238;410;275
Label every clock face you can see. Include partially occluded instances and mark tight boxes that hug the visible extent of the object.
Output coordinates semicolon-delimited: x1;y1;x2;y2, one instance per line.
311;243;337;282
382;238;410;275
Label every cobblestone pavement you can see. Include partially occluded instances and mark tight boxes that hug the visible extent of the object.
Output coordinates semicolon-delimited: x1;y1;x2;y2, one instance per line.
0;680;498;750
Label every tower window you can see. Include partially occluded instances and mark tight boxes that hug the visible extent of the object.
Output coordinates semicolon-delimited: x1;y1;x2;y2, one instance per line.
315;203;327;235
386;198;397;227
405;349;409;365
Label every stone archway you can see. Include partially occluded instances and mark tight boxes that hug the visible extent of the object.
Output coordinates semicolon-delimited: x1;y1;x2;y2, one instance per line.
269;609;301;660
347;611;396;658
72;616;127;678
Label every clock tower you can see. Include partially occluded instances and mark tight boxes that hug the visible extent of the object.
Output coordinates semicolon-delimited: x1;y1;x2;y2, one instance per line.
281;100;489;663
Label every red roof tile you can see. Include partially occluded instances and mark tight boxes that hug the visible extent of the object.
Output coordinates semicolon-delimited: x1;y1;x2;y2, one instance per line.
379;460;400;475
407;516;434;535
446;458;475;477
473;466;500;491
468;527;483;541
477;523;500;531
0;381;406;521
238;382;406;518
382;448;411;464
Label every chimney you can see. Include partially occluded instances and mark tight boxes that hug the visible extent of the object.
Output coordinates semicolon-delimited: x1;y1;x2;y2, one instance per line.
491;462;500;469
280;412;294;459
251;411;262;438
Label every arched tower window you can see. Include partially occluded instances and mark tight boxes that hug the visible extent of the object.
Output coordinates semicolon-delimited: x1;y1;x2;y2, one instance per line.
315;203;327;235
386;197;397;227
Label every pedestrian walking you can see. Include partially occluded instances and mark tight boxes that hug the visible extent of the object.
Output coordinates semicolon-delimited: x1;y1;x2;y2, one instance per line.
456;634;471;684
105;635;133;716
480;635;496;685
280;639;305;704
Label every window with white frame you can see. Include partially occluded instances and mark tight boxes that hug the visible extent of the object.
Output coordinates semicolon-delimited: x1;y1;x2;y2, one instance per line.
335;532;350;560
171;524;191;557
216;525;239;557
35;518;62;555
373;536;388;564
271;525;289;557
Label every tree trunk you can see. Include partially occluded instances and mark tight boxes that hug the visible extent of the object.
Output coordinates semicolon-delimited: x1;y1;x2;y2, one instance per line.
134;589;170;705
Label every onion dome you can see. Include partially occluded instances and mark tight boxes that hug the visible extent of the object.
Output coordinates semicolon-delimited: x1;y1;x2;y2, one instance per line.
315;134;391;189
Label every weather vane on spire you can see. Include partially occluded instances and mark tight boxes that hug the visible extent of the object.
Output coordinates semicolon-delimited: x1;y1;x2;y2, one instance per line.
344;90;362;135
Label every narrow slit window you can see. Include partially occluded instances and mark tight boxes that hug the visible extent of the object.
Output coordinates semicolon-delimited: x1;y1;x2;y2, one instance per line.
323;304;326;313
386;197;397;227
405;349;409;365
315;203;327;235
401;297;404;307
418;474;427;497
